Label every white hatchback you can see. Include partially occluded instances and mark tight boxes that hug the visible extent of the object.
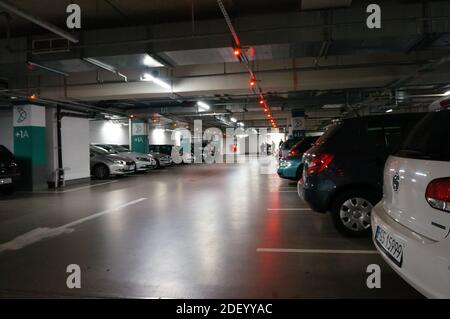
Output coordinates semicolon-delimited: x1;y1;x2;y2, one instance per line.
372;105;450;298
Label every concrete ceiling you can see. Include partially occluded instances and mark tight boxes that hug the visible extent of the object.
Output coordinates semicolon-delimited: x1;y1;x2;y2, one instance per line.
0;0;449;130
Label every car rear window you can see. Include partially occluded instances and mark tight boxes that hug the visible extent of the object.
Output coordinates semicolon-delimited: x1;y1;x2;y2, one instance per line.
397;110;450;161
315;122;342;145
291;136;319;152
282;139;300;150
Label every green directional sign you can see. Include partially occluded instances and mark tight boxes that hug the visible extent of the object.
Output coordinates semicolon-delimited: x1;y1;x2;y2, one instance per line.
131;119;149;154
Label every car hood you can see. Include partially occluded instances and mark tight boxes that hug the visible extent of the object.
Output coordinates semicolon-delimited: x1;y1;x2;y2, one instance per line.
116;151;149;161
99;153;133;162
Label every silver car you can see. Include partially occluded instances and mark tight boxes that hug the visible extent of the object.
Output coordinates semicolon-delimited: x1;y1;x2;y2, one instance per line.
90;145;136;179
94;144;157;172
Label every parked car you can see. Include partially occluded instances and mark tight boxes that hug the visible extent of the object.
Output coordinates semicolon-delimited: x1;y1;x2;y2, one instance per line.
297;113;425;236
93;144;157;172
372;106;450;298
278;138;301;160
148;144;173;167
278;136;320;180
90;145;136;179
0;145;19;195
149;144;173;156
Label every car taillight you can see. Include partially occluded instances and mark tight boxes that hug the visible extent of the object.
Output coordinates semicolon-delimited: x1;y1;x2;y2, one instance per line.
278;150;282;158
305;152;334;176
289;149;299;156
425;178;450;212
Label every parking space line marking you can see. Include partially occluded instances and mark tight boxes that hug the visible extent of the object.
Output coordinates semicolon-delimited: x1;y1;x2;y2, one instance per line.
25;180;118;194
0;198;147;254
267;208;312;211
257;248;378;254
270;190;298;193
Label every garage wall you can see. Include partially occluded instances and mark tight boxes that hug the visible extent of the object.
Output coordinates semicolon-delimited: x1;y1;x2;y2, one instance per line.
90;120;129;145
62;117;90;181
0;110;13;151
149;128;176;145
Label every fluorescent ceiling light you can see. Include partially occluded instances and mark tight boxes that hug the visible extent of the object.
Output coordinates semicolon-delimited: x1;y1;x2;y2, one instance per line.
197;101;211;111
143;54;164;67
141;73;171;90
230;117;237;123
322;104;344;109
444;90;450;96
385;109;393;113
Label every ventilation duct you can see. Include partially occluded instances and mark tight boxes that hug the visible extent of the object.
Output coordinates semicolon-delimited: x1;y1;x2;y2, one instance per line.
301;0;352;10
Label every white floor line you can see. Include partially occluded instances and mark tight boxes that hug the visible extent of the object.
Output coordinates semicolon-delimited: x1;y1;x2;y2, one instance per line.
267;208;312;211
27;180;118;194
270;190;298;193
0;198;147;254
257;248;379;254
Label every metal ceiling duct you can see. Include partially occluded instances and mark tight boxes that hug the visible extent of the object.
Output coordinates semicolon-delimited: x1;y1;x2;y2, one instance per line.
301;0;352;10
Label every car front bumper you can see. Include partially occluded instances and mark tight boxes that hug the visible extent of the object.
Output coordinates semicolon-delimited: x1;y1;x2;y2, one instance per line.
158;158;172;166
109;164;135;175
371;202;450;299
135;161;155;171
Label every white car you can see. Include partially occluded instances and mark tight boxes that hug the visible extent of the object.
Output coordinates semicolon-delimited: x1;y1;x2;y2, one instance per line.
371;104;450;298
93;144;157;172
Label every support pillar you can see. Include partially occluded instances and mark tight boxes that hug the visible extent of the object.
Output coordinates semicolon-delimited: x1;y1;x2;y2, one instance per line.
291;109;306;138
13;104;47;191
130;118;149;154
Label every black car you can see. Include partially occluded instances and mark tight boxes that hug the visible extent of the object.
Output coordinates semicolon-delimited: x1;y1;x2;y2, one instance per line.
0;145;20;195
298;113;425;236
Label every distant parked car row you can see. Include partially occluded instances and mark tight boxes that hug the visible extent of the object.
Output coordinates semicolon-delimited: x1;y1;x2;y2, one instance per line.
277;104;450;298
90;144;175;179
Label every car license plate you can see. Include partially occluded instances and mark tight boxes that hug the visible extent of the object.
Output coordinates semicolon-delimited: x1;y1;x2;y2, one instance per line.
375;225;406;267
0;178;12;184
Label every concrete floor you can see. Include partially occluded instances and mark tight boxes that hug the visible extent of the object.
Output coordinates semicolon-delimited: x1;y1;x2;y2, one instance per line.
0;156;422;298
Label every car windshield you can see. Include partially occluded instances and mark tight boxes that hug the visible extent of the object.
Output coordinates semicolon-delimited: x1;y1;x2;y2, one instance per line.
111;145;129;153
91;146;110;155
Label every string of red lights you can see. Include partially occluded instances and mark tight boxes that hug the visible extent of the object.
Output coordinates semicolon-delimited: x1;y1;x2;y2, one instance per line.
220;0;277;129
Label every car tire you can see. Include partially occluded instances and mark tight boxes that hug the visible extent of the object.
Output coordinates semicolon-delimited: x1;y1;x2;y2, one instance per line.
154;159;161;169
330;189;379;237
93;164;110;179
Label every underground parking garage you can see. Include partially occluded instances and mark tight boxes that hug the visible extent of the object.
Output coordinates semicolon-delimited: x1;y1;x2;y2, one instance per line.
0;0;450;305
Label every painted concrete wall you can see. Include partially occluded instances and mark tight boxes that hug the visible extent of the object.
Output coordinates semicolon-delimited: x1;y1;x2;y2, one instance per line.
89;120;129;145
149;128;176;145
61;117;91;181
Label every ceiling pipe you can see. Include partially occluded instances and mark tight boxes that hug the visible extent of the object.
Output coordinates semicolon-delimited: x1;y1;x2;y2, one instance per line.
27;61;69;77
0;0;79;43
82;57;127;82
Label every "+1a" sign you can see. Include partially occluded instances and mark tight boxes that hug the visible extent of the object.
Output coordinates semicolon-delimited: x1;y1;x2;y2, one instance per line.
16;130;30;139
